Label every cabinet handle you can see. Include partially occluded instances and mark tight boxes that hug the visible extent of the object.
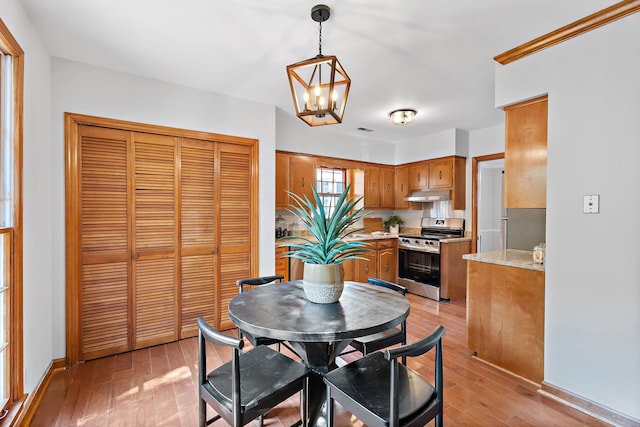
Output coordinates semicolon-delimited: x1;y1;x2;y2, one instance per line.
401;184;404;192
132;252;139;260
385;263;389;272
387;183;391;192
301;177;305;188
439;170;442;180
418;173;421;182
365;266;369;274
372;183;376;191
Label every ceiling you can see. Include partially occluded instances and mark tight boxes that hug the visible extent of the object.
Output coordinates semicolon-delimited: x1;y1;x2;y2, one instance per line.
18;0;613;143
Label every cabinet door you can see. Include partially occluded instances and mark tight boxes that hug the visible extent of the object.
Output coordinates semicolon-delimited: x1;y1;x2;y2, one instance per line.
78;125;131;361
275;152;291;209
394;166;410;209
342;258;356;282
364;166;380;208
131;132;180;349
290;155;316;202
355;253;376;282
504;97;548;208
275;246;289;281
429;159;453;189
377;249;396;282
380;167;395;209
179;138;216;338
409;163;429;190
217;143;255;329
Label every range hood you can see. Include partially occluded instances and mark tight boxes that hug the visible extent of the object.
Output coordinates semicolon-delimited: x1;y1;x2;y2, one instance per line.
405;190;451;202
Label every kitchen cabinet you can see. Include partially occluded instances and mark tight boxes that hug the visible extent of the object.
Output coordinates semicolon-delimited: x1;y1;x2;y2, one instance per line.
376;239;397;282
380;166;395;209
429;159;453;189
364;166;380;208
409;163;429;190
275;246;289;281
394;165;411;210
364;165;395;209
439;239;471;300
290;155;316;203
504;96;548;208
351;239;397;282
466;258;545;383
275;152;291;209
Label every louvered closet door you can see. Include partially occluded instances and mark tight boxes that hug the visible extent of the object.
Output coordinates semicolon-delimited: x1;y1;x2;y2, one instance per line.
132;132;179;349
78;125;131;361
179;138;216;337
217;143;254;329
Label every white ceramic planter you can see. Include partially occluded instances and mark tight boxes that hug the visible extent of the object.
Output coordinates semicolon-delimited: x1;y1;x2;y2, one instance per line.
302;263;345;304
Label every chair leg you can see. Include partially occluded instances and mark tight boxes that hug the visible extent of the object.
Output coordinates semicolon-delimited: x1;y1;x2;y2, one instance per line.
326;384;334;427
436;413;443;427
199;397;206;427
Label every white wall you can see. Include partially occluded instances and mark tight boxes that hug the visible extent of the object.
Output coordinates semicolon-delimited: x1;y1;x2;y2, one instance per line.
50;58;278;357
496;15;640;419
1;0;54;393
276;107;395;163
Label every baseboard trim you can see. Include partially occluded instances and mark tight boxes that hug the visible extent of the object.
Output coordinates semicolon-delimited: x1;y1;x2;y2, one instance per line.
540;381;640;427
13;358;66;426
471;355;540;388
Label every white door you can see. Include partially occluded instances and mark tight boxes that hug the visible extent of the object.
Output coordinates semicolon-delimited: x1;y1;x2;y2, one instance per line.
477;159;504;252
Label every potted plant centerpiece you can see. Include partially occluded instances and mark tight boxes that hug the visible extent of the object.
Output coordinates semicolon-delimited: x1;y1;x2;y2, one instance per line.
282;183;370;303
384;215;405;235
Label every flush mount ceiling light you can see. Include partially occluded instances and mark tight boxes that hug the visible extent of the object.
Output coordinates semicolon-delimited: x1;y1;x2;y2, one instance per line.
286;4;351;126
390;109;417;125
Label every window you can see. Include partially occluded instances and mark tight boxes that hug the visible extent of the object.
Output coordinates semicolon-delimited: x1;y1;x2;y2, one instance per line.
316;168;345;217
0;18;24;417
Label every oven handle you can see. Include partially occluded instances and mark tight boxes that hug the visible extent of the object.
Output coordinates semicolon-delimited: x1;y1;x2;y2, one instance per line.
398;245;440;254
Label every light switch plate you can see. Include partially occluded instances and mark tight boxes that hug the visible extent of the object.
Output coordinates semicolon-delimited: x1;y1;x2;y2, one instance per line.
583;195;600;213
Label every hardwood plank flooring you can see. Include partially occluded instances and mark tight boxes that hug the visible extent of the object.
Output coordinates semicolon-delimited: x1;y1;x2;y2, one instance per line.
30;295;611;426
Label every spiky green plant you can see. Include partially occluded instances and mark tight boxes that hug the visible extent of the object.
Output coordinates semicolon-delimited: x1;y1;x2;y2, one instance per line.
282;183;371;264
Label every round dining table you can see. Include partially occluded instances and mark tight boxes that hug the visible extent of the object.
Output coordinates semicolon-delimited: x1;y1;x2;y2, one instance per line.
228;280;410;426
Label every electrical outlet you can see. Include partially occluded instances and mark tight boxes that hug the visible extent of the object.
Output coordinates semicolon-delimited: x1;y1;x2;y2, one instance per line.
583;195;600;214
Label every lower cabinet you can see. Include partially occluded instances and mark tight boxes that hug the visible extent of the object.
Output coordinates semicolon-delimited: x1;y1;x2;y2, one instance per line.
275;246;289;281
343;239;397;283
466;260;545;383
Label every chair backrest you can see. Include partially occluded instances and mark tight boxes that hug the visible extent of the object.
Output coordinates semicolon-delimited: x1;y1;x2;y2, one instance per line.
197;317;244;425
367;278;408;296
385;325;445;426
236;274;284;293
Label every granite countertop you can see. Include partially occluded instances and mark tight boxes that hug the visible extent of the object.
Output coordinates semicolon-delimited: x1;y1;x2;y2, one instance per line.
462;249;545;272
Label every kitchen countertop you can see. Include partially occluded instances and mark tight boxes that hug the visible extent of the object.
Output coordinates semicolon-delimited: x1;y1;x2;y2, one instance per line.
277;233;399;244
462;249;545;271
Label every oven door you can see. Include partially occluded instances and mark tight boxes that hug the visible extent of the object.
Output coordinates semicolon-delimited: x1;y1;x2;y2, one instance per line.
397;248;441;300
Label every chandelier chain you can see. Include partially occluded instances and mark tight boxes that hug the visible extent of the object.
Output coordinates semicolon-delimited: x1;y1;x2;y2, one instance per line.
318;21;322;56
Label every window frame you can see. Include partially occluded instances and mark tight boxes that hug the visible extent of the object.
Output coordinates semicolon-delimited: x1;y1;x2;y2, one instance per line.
0;18;24;413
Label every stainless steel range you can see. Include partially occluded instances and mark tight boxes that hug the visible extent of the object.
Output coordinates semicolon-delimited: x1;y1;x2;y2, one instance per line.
397;218;465;301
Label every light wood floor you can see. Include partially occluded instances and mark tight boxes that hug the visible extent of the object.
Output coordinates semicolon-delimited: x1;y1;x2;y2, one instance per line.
31;295;611;426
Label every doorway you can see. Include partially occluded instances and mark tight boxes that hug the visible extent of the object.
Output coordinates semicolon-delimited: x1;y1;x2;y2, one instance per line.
471;153;504;253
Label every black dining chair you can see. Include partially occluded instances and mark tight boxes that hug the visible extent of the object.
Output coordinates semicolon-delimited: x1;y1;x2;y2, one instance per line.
324;324;445;427
197;317;309;427
236;275;286;351
342;278;408;364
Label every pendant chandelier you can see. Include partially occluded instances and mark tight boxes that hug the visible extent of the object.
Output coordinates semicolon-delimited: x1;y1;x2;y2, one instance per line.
286;4;351;126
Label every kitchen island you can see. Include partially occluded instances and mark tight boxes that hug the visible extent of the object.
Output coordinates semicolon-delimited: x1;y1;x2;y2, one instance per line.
463;249;545;384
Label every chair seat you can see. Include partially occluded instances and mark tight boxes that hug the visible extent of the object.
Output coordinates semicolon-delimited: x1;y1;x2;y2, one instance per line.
324;351;435;422
205;345;308;413
351;328;404;352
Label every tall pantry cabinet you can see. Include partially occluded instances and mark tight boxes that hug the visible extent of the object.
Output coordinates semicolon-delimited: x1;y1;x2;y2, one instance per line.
66;115;257;364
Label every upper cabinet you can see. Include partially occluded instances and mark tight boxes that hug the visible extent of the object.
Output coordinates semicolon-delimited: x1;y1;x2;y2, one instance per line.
394;166;410;210
276;151;466;211
276;152;316;209
504;96;548;208
405;156;466;210
409;163;429;190
364;166;381;208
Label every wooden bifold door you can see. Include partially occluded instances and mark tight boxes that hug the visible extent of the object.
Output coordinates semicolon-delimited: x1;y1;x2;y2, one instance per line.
65;114;258;364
